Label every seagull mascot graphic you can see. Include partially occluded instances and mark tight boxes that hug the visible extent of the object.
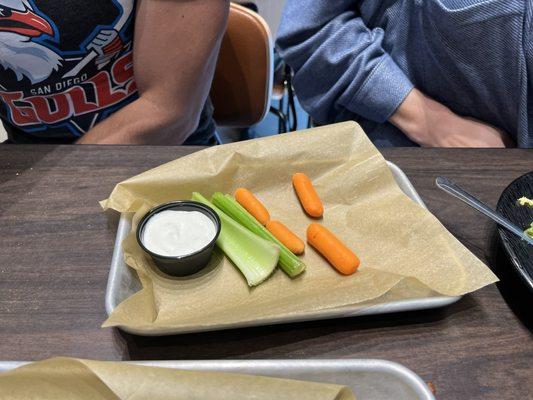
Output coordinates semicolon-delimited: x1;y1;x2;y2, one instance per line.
0;0;133;84
0;0;60;84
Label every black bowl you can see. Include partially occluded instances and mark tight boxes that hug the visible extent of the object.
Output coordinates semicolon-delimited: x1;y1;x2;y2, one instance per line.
136;201;221;277
496;172;533;291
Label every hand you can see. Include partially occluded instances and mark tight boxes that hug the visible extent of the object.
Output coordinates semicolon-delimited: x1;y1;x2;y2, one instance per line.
390;89;511;147
86;29;123;69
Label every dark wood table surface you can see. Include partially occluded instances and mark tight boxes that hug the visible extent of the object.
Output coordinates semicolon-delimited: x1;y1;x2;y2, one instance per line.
0;145;531;399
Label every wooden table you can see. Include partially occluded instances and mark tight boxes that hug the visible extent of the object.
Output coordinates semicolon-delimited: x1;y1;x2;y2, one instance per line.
0;145;531;399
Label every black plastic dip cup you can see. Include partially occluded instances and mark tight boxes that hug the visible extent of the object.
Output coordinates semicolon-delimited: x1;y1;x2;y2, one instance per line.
136;201;221;277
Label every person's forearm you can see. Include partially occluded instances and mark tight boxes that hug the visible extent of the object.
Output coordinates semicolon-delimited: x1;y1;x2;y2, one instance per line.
78;0;228;145
388;88;447;146
389;88;509;147
76;96;197;145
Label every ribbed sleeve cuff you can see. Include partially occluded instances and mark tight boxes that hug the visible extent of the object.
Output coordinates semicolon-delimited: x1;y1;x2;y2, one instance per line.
347;55;414;123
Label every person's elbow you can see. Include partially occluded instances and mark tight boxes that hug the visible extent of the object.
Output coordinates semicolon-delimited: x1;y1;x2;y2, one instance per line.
275;20;305;69
154;105;202;145
275;22;294;56
132;96;203;145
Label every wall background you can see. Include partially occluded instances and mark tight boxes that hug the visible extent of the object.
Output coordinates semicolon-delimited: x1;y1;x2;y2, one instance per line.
250;0;285;35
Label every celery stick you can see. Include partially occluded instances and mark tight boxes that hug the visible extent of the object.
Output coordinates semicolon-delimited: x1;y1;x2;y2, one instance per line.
211;192;306;277
525;222;533;239
192;192;279;286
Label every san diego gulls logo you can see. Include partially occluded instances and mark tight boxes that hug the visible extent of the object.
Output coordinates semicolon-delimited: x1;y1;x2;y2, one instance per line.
0;0;137;135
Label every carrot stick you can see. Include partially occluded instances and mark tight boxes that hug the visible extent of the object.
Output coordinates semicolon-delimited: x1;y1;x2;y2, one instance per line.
307;223;360;275
234;188;270;226
266;220;305;255
292;173;324;218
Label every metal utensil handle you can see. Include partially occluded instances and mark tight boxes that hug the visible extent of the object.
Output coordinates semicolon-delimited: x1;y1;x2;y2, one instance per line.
435;177;528;239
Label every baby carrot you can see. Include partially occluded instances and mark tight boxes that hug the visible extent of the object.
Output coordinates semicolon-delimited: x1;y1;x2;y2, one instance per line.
292;173;323;218
234;188;270;225
266;220;305;255
307;223;360;275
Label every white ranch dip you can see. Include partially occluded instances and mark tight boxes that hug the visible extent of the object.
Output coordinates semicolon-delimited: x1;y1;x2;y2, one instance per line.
142;210;217;257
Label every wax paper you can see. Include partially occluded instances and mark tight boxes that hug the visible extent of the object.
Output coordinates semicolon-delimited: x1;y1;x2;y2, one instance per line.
101;122;497;332
0;358;355;399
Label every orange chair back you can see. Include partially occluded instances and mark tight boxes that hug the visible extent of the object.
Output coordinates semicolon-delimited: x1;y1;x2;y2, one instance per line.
210;3;273;127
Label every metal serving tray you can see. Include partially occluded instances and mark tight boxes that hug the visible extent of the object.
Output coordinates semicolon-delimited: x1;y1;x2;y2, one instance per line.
0;359;435;400
105;162;461;335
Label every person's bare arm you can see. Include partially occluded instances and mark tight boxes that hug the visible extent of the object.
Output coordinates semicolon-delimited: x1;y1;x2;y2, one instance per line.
389;89;511;147
78;0;229;145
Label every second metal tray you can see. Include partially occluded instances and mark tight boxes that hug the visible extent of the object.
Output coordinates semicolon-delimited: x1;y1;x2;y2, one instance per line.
105;161;461;335
0;359;435;400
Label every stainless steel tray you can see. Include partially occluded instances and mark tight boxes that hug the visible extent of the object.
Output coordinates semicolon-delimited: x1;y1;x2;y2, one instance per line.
0;359;435;400
105;161;461;335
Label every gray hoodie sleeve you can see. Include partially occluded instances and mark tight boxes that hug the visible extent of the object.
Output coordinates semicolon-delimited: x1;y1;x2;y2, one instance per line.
276;0;413;125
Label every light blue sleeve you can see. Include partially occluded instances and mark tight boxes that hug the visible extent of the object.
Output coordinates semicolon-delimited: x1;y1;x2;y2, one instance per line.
276;0;414;124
